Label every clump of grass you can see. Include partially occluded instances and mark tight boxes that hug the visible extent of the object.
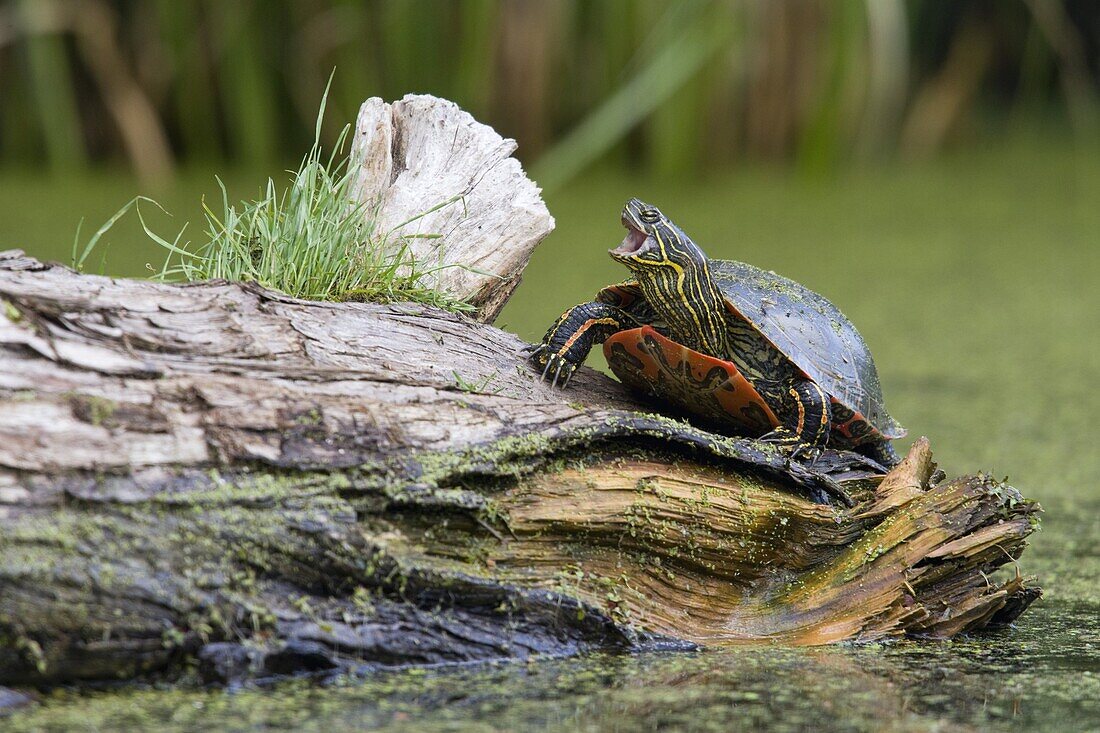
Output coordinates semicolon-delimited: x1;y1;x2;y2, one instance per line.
72;84;474;313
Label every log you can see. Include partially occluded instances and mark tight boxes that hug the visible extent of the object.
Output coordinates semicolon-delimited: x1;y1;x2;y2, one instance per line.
0;251;1040;686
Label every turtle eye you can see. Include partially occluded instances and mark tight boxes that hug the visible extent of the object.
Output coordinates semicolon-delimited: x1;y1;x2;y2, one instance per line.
639;208;660;224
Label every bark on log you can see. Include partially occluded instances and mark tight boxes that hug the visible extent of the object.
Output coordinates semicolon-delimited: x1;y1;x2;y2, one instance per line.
0;251;1040;686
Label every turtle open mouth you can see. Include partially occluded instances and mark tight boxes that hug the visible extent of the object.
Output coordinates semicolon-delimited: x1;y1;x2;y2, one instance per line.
611;226;648;257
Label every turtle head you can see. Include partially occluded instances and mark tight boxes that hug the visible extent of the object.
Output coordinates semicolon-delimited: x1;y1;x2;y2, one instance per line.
611;198;707;273
610;199;729;356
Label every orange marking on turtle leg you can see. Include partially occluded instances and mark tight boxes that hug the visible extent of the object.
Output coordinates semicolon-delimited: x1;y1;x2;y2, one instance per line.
559;317;621;355
790;387;805;437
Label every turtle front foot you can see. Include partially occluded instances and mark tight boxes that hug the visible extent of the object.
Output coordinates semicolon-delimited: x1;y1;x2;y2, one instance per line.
527;344;579;389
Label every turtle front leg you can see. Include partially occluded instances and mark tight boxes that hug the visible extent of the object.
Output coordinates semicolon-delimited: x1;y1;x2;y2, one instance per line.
760;379;832;457
529;301;636;388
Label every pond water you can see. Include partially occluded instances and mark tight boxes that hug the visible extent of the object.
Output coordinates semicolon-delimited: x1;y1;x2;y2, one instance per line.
0;136;1097;730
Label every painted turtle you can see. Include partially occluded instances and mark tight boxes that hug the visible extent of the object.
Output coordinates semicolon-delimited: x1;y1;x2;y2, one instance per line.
530;198;906;467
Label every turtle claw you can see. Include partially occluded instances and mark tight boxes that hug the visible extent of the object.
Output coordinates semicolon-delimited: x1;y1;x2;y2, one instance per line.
760;431;828;470
758;434;851;505
543;354;577;389
790;443;824;467
529;342;578;390
759;429;799;451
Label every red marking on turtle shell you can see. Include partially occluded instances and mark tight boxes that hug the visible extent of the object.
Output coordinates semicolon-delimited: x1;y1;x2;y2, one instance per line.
604;326;780;433
828;397;878;444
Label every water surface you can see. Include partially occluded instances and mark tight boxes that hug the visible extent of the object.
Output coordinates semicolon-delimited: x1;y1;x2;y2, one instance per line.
1;138;1097;730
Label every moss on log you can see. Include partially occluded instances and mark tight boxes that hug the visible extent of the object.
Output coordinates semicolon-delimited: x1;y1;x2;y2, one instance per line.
0;251;1040;686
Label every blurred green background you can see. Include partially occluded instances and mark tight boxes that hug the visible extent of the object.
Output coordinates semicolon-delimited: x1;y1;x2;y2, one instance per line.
2;2;1099;729
0;0;1097;525
2;0;1098;177
2;1;1100;490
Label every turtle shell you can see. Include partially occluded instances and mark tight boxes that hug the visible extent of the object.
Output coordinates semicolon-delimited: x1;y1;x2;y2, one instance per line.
709;260;904;439
599;261;905;440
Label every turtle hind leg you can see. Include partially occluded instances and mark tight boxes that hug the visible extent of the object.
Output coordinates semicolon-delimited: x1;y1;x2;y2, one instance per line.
759;379;831;456
856;439;901;469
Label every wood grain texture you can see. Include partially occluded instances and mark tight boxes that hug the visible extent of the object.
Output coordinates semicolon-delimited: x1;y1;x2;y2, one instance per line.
351;95;555;322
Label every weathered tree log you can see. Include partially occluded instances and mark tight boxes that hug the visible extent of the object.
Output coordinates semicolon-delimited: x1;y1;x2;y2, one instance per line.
0;251;1040;686
351;94;555;322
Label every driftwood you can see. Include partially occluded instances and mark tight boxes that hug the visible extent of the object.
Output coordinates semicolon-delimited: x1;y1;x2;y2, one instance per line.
351;94;555;322
0;251;1040;686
